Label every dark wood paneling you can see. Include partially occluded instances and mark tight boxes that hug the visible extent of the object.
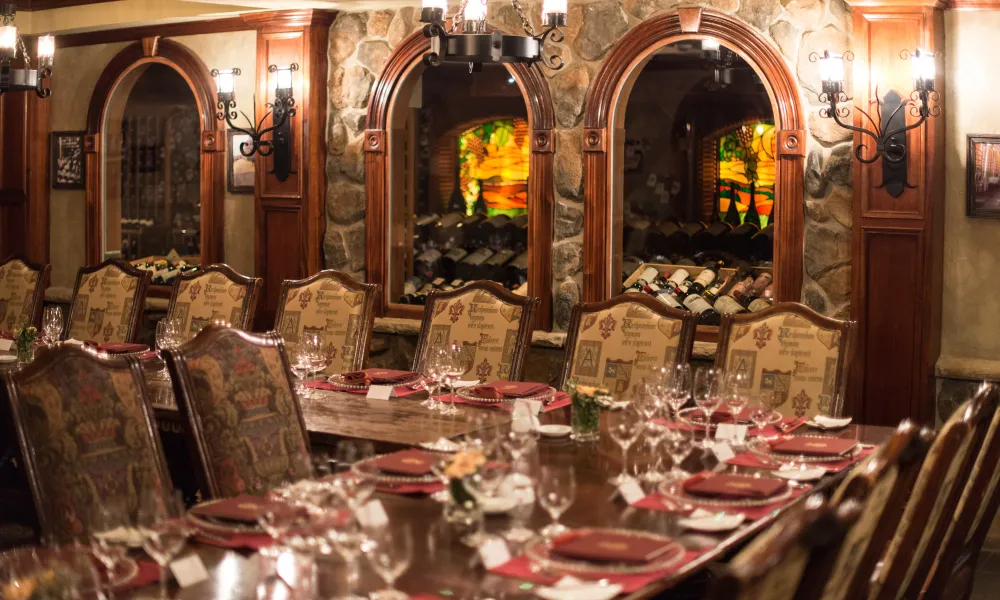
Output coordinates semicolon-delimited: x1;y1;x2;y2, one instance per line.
0;88;49;262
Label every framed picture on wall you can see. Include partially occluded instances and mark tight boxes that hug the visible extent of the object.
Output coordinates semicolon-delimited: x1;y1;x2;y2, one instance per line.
51;131;86;190
967;134;1000;219
228;130;255;194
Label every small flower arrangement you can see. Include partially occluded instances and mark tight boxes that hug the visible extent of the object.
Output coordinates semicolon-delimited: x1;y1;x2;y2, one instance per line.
2;564;76;600
442;450;486;507
13;323;38;363
569;383;604;442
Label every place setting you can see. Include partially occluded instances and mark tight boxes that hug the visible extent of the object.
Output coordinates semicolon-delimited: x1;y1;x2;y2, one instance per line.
726;433;876;474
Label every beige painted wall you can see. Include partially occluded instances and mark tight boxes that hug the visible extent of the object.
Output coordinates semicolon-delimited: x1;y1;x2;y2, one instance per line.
46;30;257;288
941;11;1000;367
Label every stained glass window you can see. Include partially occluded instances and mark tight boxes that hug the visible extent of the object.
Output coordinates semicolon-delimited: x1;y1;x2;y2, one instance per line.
718;122;776;228
458;117;530;217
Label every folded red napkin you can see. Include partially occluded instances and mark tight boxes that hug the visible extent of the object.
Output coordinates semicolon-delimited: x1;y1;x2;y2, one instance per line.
190;494;287;524
726;446;875;473
550;530;678;564
115;560;161;592
375;481;446;495
691;407;752;423
194;531;274;550
374;448;437;476
85;341;150;354
632;485;812;521
470;381;550;399
342;368;418;385
682;472;787;500
445;391;571;412
769;437;859;457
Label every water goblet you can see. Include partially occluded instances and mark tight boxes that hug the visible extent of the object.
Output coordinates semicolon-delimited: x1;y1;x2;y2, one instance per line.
137;490;191;600
42;306;63;346
439;343;467;416
693;367;724;448
749;390;778;440
666;363;692;420
420;347;447;411
607;405;642;485
364;523;414;600
640;419;670;484
537;465;576;539
663;425;693;481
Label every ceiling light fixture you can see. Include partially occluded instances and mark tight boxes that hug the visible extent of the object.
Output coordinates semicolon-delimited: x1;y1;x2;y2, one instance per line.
0;2;54;98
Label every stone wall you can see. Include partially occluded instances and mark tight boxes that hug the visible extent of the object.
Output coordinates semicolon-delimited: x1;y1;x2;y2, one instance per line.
324;0;855;329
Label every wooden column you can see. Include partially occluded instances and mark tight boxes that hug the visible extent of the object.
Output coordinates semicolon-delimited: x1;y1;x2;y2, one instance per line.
244;10;334;329
847;0;945;425
0;89;50;263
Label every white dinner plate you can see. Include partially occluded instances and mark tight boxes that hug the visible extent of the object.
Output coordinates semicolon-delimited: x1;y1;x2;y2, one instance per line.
807;416;853;430
774;465;827;481
678;509;746;532
538;424;571;438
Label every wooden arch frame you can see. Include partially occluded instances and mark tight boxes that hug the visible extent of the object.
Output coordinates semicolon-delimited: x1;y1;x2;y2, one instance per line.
365;30;555;330
581;7;805;304
83;38;225;269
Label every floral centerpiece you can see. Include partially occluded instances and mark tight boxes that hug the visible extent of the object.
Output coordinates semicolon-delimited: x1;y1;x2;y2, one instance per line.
2;563;77;600
569;384;605;442
13;323;37;364
442;450;486;508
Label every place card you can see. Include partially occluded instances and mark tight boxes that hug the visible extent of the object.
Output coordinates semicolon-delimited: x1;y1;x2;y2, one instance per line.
478;537;511;570
711;442;736;464
0;339;11;351
715;423;749;443
170;554;209;587
366;385;395;400
356;499;389;529
454;380;480;389
617;478;646;504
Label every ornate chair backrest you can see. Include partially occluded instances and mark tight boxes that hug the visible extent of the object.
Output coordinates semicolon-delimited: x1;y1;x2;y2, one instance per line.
811;421;934;600
4;345;172;542
413;281;538;381
714;302;857;419
166;264;262;342
870;389;994;600
273;270;378;374
163;325;312;498
0;256;50;335
64;259;151;344
915;383;1000;599
559;293;698;395
710;495;860;600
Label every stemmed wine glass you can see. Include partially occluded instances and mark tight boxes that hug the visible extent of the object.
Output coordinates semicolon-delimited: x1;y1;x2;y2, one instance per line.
90;503;128;599
137;489;192;600
693;367;724;448
290;334;321;399
420;346;447;411
503;444;539;544
328;518;369;599
750;390;778;440
724;372;750;425
364;523;414;600
42;306;63;346
537;465;576;539
665;363;691;420
308;333;330;383
663;425;693;481
438;342;467;416
607;405;642;485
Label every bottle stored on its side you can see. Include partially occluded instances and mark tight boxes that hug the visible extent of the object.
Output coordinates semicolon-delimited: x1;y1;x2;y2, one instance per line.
748;284;774;312
714;275;753;315
662;268;691;295
457;247;496;281
414;248;443;280
506;250;529;289
483;248;516;281
402;275;425;296
644;282;686;310
398;282;435;304
440;247;469;278
687;260;724;296
625;266;660;293
740;272;774;308
681;291;721;325
752;223;775;262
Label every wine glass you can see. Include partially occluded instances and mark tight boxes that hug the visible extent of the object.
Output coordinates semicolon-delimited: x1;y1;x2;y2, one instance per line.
724;375;750;427
364;523;414;600
641;418;670;484
257;497;307;559
607;405;642;485
663;426;693;481
537;466;575;539
503;445;539;544
439;343;467;416
420;347;447;411
329;474;376;516
750;390;778;440
665;363;691;420
290;335;317;399
137;490;191;600
693;367;723;448
90;503;128;599
42;306;63;345
305;332;329;382
327;518;369;598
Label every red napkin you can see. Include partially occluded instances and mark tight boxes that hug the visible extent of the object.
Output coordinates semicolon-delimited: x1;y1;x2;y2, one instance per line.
550;530;679;564
769;437;859;457
375;481;446;495
681;473;787;499
341;368;418;385
194;530;274;550
85;341;151;354
691;407;752;423
445;391;571;412
115;560;161;592
632;484;811;521
190;494;287;524
374;449;438;476
726;446;875;473
471;381;551;399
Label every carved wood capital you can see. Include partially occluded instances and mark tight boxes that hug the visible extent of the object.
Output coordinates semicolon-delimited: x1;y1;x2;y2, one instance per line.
582;129;606;153
777;129;806;158
83;134;99;154
364;130;385;153
678;7;703;32
201;130;223;152
531;130;554;153
141;36;160;57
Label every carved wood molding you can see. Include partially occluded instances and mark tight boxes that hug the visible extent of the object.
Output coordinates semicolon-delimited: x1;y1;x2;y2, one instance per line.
678;7;703;32
582;9;805;304
141;36;160;57
365;30;555;329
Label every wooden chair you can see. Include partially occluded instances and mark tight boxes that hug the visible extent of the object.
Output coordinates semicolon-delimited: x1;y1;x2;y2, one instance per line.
869;387;996;600
0;256;50;335
413;281;539;381
273;270;379;375
3;345;173;542
63;259;151;344
165;263;262;342
805;421;934;600
918;383;1000;600
559;293;698;394
163;325;312;499
710;494;861;600
714;302;857;419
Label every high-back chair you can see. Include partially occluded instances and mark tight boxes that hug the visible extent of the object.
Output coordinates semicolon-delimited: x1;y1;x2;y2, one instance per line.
64;259;151;344
273;270;379;375
715;302;857;419
3;345;173;542
869;387;996;600
710;495;861;600
413;281;539;381
165;263;262;342
806;421;934;600
163;325;311;498
559;293;698;395
0;256;50;335
917;383;1000;599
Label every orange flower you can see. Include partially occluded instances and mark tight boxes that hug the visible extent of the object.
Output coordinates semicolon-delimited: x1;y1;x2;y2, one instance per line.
444;451;486;479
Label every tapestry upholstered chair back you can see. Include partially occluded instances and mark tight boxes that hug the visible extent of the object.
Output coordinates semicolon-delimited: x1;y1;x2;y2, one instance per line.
0;256;50;335
4;345;172;542
413;281;538;382
166;264;262;342
559;293;698;395
64;259;151;344
714;302;857;419
164;325;311;498
274;270;378;375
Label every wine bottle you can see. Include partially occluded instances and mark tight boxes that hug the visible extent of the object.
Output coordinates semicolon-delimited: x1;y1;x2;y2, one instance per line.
740;272;774;307
479;214;511;244
504;214;529;250
687;260;724;296
626;266;660;292
448;279;466;289
484;248;515;281
506;250;529;288
433;212;466;247
714;276;753;315
430;276;448;288
681;291;722;325
414;248;443;280
752;224;774;261
402;276;425;296
693;221;732;253
727;221;761;259
160;267;180;285
645;283;686;310
647;220;684;258
441;247;469;278
457;247;495;281
623;217;653;259
748;284;774;312
662;269;691;295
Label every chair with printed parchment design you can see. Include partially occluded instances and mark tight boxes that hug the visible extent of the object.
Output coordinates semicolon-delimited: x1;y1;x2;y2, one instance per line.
714;302;857;420
163;325;311;499
64;259;151;343
166;264;261;342
4;345;173;543
274;270;378;375
0;257;50;336
710;495;860;600
559;293;698;396
807;421;933;600
413;281;538;382
868;387;995;600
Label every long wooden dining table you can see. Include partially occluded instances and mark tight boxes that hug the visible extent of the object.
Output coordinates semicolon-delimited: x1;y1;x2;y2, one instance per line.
136;379;893;600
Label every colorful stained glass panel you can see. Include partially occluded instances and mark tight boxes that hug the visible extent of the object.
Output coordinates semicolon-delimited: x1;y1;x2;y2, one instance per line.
458;118;530;217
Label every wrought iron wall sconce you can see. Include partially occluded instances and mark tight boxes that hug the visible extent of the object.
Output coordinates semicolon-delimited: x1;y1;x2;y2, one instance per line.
0;2;55;98
212;63;298;182
812;48;941;198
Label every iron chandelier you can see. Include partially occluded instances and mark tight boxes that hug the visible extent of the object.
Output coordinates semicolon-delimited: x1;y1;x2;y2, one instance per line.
0;2;54;98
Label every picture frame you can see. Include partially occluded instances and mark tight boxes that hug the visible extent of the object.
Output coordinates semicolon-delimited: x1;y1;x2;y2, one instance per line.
50;131;86;190
967;134;1000;219
227;130;255;194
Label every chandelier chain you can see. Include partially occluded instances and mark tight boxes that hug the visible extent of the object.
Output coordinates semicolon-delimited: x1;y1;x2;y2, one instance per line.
16;35;30;69
511;0;537;37
449;0;472;34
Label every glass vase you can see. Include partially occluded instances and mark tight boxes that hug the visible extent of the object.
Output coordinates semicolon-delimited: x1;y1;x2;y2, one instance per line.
16;346;33;366
570;388;601;442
